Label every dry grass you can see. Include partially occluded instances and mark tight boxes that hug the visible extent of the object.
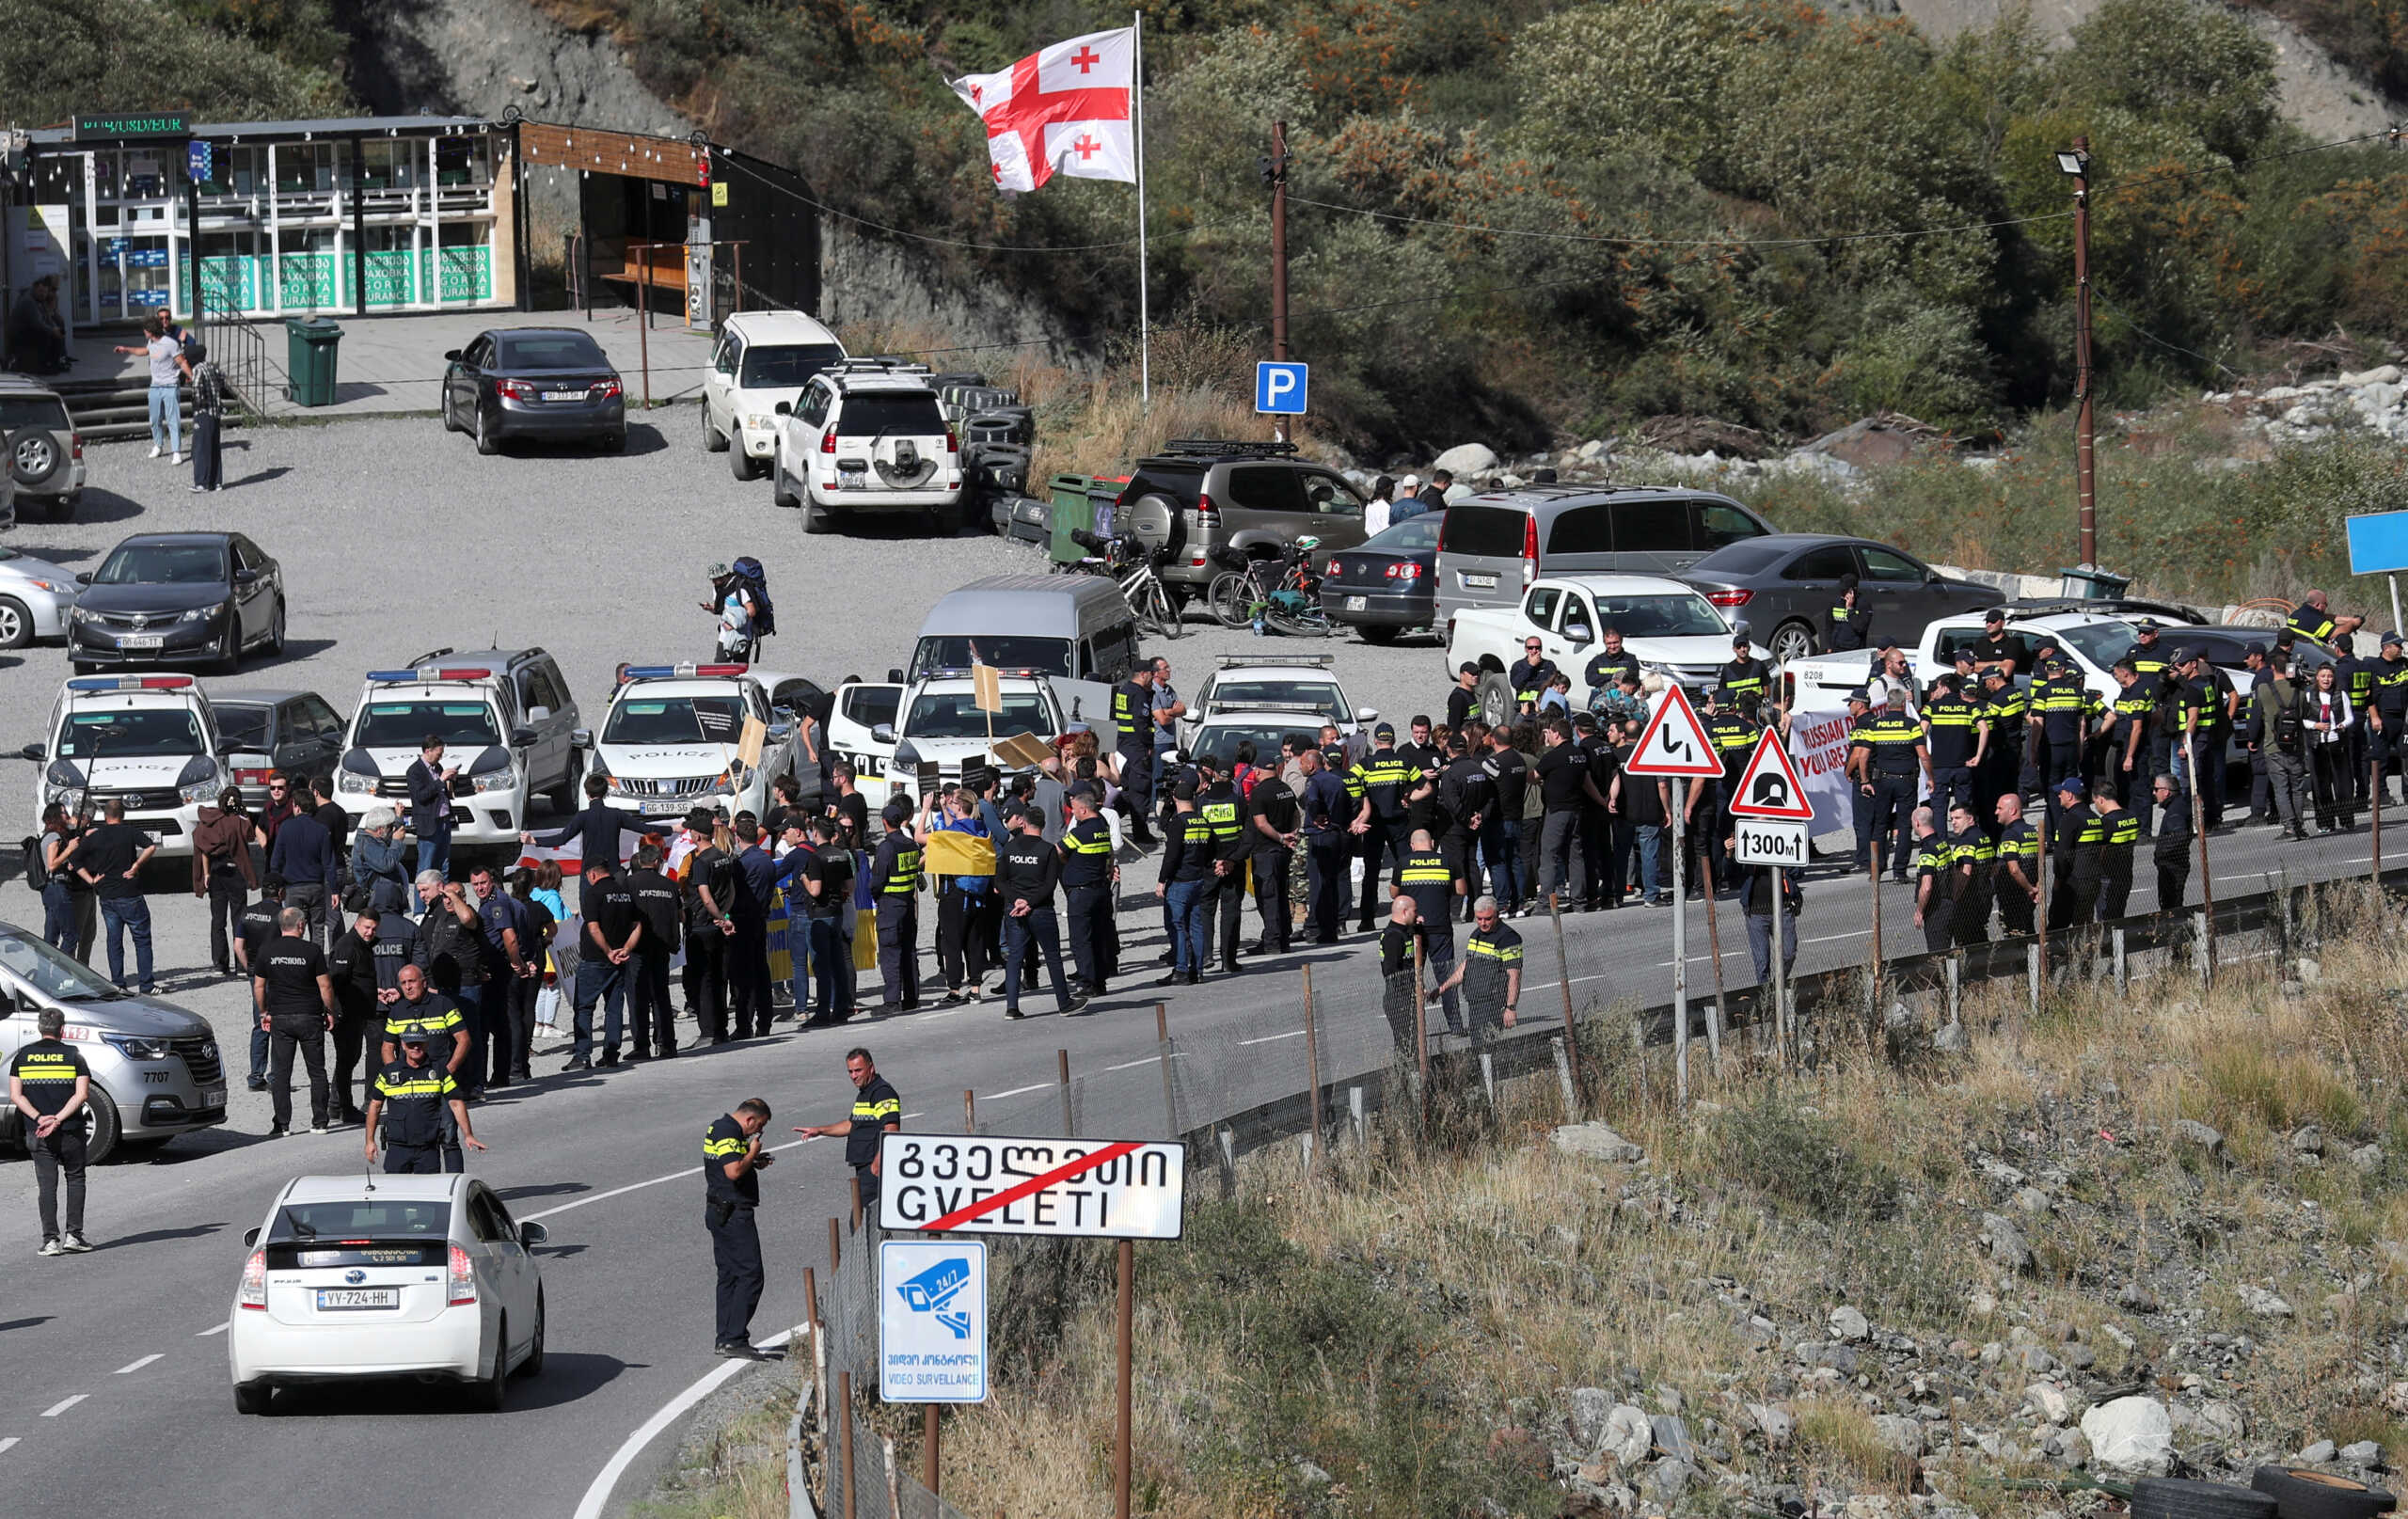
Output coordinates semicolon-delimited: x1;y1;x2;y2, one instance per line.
635;1372;799;1519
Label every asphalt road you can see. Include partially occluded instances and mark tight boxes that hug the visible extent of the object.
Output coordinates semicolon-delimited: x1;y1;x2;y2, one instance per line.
0;411;2383;1513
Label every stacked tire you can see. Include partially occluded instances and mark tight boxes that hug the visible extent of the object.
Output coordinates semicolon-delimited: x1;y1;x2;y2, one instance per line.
2125;1464;2395;1519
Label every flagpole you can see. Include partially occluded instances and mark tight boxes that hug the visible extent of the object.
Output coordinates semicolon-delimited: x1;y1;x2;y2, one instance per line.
1133;8;1150;407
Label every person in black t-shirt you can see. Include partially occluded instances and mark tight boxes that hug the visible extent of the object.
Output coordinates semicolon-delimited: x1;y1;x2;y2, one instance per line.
567;862;642;1070
10;1008;94;1253
1481;728;1530;914
235;877;288;1089
252;910;334;1135
1533;721;1606;906
997;806;1084;1018
76;801;157;994
705;1096;774;1357
679;809;739;1044
1613;741;1671;906
789;817;857;1026
1446;662;1481;732
624;843;684;1059
1376;896;1432;1046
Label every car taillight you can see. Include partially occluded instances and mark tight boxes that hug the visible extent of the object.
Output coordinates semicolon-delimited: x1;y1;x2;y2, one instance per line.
1195;492;1220;529
593;377;623;399
448;1243;477;1305
497;377;535;402
1386;562;1421;580
1704;589;1752;608
945;427;959;454
71;432;84;461
233;767;271;785
240;1249;267;1309
819;430;837;454
1521;513;1539;588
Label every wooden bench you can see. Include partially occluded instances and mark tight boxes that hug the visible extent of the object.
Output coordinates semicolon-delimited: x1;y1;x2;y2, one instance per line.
595;249;689;294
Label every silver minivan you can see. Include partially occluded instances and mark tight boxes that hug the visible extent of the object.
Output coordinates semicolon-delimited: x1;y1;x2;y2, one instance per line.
1434;485;1774;627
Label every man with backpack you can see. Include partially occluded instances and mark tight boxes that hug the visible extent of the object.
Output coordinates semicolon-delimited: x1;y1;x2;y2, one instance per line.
2252;651;2309;841
705;560;774;665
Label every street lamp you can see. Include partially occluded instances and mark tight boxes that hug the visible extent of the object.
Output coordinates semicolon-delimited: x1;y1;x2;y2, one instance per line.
2056;149;2089;176
2063;136;2096;568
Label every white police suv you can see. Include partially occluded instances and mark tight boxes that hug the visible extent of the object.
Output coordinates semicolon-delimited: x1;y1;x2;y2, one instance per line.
862;669;1069;810
577;663;798;822
332;654;581;848
23;673;228;858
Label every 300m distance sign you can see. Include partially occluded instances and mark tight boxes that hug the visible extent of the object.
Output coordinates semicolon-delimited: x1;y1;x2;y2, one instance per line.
878;1133;1188;1239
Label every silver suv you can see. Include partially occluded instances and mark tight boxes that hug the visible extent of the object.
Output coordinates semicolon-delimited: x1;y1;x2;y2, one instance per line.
1111;440;1370;598
2;372;82;523
0;921;226;1161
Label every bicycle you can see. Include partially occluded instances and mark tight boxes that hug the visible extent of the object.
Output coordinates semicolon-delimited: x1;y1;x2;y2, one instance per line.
1065;528;1183;640
1206;540;1335;637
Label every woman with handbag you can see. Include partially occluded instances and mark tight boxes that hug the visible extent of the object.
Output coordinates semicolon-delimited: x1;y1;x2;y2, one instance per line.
2304;662;2355;833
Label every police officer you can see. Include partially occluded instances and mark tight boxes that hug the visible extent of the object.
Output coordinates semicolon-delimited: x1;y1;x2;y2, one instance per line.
1946;801;1993;946
2151;773;2192;909
255;907;335;1138
1298;749;1354;944
1446;663;1481;731
1717;632;1769;710
1437;894;1522;1036
705;1096;774;1359
1849;687;1930;881
1921;670;1988;817
1246;759;1300;955
1823;576;1872;653
1909;807;1956;954
1700;686;1757;891
1583;627;1642;703
2047;777;2103;932
1974;667;2026;830
869;801;924;1012
2372;632;2408;806
2175;647;2236;831
10;1007;93;1254
997;805;1085;1017
1507;636;1559;718
1437;725;1495;919
2337;633;2382;812
795;1047;899;1214
2127;619;2174;685
383;960;469;1169
1112;663;1159;847
1393;828;1461;1030
2286;588;2363;656
2104;659;2162;826
625;841;683;1057
236;875;286;1091
1057;788;1118;995
1349;724;1414;932
1193;755;1249;974
1396;716;1444;784
2027;656;2099;815
2095;786;2139;921
363;1030;483;1175
1377;896;1432;1045
1992;793;2040;938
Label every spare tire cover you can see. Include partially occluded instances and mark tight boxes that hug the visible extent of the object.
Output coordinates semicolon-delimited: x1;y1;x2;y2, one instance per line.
1123;493;1176;553
8;427;67;490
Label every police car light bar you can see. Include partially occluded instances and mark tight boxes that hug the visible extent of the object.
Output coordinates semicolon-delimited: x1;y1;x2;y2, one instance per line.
364;667;491;684
1214;654;1334;669
617;663;750;683
924;666;1046;681
66;674;195;692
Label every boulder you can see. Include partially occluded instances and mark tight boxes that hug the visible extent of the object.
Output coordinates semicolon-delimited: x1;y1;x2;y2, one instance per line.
1644;1458;1693;1505
1830;1305;1872;1342
2341;1440;2383;1464
2082;1397;2176;1477
2292;1125;2326;1156
2027;1383;2073;1423
1874;1416;1925;1458
1566;1387;1617;1451
1748;1403;1797;1447
1431;443;1497;478
1552;1122;1646;1164
2016;1187;2054;1215
1651;1414;1697;1463
1599;1402;1654;1467
1981;1212;2036;1272
2239;1284;2296;1319
2119;1282;2162;1313
2352;1144;2386;1172
2339;365;2404;387
2301;1439;2339;1464
2177;1119;2226;1151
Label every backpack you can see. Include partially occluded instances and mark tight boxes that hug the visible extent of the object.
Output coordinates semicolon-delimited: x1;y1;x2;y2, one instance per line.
22;835;47;893
730;556;775;640
2268;681;2304;752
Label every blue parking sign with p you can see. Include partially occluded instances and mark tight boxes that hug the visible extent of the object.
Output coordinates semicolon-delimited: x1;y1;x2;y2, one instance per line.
1255;361;1308;416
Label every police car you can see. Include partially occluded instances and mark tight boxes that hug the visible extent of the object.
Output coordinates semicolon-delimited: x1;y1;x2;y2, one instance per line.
1173;656;1376;753
330;654;582;848
230;1172;547;1414
23;673;229;858
848;669;1069;809
576;663;800;821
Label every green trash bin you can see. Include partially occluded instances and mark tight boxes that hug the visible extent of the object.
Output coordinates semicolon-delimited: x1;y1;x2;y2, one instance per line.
1050;472;1099;562
2057;565;2132;600
284;317;342;407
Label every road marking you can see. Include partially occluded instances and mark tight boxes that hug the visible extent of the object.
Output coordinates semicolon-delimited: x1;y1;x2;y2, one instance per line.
115;1354;161;1374
982;1082;1053;1100
0;1437;16;1456
1102;1053;1182;1072
197;1322;228;1337
571;1325;797;1519
522;1137;812;1223
1238;1030;1307;1046
40;1396;84;1417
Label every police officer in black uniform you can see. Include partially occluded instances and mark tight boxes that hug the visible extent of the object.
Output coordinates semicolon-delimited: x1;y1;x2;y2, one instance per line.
1700;686;1758;891
1057;788;1117;994
1583;628;1642;702
1921;669;1988;817
2048;777;2104;931
1192;755;1249;974
2104;658;2162;828
11;1008;93;1253
1946;802;1993;946
1974;668;2026;831
1717;633;1770;711
796;1047;899;1213
1909;808;1956;953
1438;895;1522;1036
236;876;286;1090
705;1095;773;1358
2027;656;2099;819
996;805;1085;1017
1393;827;1461;1030
626;842;683;1058
2337;633;2382;812
363;1030;483;1174
1246;761;1300;954
1376;897;1430;1046
1348;724;1413;932
2095;787;2139;921
2175;647;2236;831
1849;688;1930;881
2373;632;2408;805
1112;665;1158;846
1992;793;2040;937
1396;717;1444;785
1823;576;1872;653
869;802;924;1012
1437;725;1495;920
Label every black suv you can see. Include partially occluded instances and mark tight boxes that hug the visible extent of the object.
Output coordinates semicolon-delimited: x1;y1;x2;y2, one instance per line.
1112;440;1370;597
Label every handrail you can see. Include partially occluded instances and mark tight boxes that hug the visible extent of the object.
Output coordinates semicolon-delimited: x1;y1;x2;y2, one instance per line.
195;280;271;418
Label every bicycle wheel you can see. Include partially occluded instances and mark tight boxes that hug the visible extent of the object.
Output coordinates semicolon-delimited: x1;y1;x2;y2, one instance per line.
1141;576;1184;639
1262;597;1333;639
1207;570;1255;629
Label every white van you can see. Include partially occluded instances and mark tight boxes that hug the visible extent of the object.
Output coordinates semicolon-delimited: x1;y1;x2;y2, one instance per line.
700;311;848;481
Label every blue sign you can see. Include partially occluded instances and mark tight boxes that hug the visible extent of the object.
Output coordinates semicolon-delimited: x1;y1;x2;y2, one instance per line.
1255;360;1308;416
2348;511;2408;576
879;1240;988;1403
189;140;214;183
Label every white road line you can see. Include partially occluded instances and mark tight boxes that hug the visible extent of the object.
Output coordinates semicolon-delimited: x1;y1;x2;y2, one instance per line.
982;1082;1052;1100
571;1326;797;1519
1102;1053;1182;1072
114;1354;161;1375
197;1322;228;1337
0;1436;16;1456
1237;1030;1307;1046
40;1396;84;1417
521;1137;812;1223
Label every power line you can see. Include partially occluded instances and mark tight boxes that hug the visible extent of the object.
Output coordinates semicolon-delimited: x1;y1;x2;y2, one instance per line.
712;152;1225;255
2090;288;2246;380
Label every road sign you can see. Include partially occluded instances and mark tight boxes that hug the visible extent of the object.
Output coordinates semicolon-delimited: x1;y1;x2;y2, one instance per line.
1255;361;1308;416
1727;730;1815;819
878;1133;1187;1239
2349;511;2408;576
879;1240;989;1402
1624;685;1724;778
1734;819;1809;866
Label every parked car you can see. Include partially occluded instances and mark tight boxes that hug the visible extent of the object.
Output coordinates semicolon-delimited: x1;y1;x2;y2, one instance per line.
0;371;84;521
1111;439;1370;600
1321;511;1443;642
0;919;226;1162
440;327;626;454
905;575;1142;729
852;670;1071;810
1448;575;1766;723
1433;485;1773;631
700;310;848;480
0;543;81;648
230;1173;547;1414
770;361;963;534
1677;533;1997;664
208;688;349;808
1176;656;1375;752
24;672;230;858
68;531;287;674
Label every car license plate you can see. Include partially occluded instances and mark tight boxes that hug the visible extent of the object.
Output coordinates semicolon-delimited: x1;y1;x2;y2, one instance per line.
642;799;686;816
1464;573;1498;590
542;389;585;402
1345;595;1367;611
199;1084;226;1109
315;1288;399;1311
840;469;867;488
120;635;164;650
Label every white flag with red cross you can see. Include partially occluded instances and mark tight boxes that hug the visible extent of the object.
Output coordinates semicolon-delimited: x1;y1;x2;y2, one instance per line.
948;27;1136;193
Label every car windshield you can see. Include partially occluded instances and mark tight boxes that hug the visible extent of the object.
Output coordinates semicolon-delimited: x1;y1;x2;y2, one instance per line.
604;695;744;745
56;708;204;759
903;691;1057;739
214;706;274;749
499;334;607;370
740;342;847;388
1362;515;1443;552
270;1200;451;1242
0;924;125;1002
2049;622;2140;669
1194;723;1316;767
1206;679;1346;720
356;702;502;750
92;543;226;585
910;636;1074;681
834;395;943;436
1590;594;1727;639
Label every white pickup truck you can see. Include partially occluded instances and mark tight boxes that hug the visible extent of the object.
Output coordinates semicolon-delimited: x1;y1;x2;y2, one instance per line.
1778;602;2212;714
1447;574;1767;725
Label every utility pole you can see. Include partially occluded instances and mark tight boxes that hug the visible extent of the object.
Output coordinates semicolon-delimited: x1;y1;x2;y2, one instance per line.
2067;136;2097;567
1265;120;1291;444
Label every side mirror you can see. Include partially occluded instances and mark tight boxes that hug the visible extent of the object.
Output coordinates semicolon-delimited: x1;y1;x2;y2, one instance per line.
73;572;91;586
511;726;536;748
233;567;259;586
443;349;462;362
887;669;906;685
768;720;793;741
518;1221;548;1247
569;729;593;750
19;742;43;763
243;1226;261;1248
774;401;792;418
1354;706;1379;723
873;723;895;743
1308;483;1333;503
526;705;551;723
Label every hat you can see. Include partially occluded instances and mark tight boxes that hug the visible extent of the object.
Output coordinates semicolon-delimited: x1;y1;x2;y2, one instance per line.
1732;632;1751;648
399;1029;431;1046
1400;474;1421;492
1458;661;1481;677
262;871;287;891
1170;778;1197;802
2173;646;2202;665
705;562;730;578
880;801;910;826
1848;688;1873;705
1984;607;2005;622
1951;646;1976;664
2055;776;2087;798
1373;721;1395;739
2385;631;2404;648
1839;572;1859;592
2134;617;2161;632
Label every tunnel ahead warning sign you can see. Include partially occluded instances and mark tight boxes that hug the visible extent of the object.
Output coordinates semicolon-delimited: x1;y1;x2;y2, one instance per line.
878;1133;1187;1239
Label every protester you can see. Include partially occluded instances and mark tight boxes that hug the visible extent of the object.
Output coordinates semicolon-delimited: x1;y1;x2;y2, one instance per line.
77;800;156;994
112;312;192;463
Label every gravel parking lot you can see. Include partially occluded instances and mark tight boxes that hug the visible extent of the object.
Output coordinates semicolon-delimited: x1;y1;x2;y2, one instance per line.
0;405;1443;1137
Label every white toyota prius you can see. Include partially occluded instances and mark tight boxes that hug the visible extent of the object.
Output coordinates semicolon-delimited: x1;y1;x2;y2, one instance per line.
229;1173;548;1413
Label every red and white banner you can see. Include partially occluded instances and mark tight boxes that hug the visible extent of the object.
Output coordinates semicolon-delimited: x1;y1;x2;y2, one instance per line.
949;27;1136;193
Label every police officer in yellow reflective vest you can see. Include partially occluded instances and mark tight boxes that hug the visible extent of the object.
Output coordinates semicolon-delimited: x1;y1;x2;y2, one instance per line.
1701;686;1758;891
2094;788;2140;921
363;1029;483;1174
1438;894;1522;1036
1057;787;1118;996
1922;665;1988;816
1850;687;1931;881
1975;668;2027;829
869;801;923;1012
796;1047;900;1213
1393;827;1461;1029
1909;807;1957;954
1194;754;1250;975
1350;725;1414;932
1947;801;1993;947
2048;777;2104;931
704;1096;772;1359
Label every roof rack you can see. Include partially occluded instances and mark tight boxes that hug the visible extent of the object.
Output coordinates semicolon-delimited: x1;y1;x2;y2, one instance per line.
1997;597;2204;625
1156;438;1299;459
1214;654;1334;669
832;357;933;376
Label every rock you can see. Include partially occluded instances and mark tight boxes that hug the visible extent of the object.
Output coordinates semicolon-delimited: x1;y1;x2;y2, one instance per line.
2099;1322;2136;1351
2120;1282;2161;1313
2239;1284;2296;1319
2341;1440;2382;1464
1979;1157;2030;1188
2172;1401;2244;1442
2353;1144;2386;1172
2296;957;2324;987
1599;1403;1654;1467
2082;1397;2176;1478
1748;1403;1796;1448
1981;1212;2036;1272
1799;1341;1861;1374
1969;1290;1999;1318
1552;1122;1645;1164
1644;1458;1693;1505
2340;365;2403;387
1651;1414;1697;1463
1830;1305;1872;1342
1874;1416;1925;1458
1576;439;1610;462
1933;1020;1968;1053
2016;1187;2054;1215
2062;1341;2096;1371
2293;1125;2327;1156
1296;1460;1333;1484
2028;1383;2073;1423
1566;1387;1617;1450
2056;1430;2093;1469
2301;1439;2339;1464
1432;443;1497;478
2018;1344;2062;1374
2176;1119;2226;1151
2384;1381;2408;1416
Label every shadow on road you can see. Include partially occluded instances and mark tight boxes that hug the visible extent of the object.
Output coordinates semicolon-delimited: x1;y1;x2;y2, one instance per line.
494;1180;589;1203
261;1350;638;1416
93;1221;228;1250
0;1316;52;1333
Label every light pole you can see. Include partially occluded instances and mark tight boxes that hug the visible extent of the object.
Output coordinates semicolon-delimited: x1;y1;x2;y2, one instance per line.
2059;139;2096;567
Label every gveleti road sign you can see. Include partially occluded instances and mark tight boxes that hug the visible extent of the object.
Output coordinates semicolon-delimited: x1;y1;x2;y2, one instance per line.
878;1133;1187;1239
1727;730;1815;819
1624;685;1724;778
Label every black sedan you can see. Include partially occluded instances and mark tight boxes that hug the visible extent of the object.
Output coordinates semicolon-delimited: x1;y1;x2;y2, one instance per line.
440;326;626;455
1321;512;1443;642
69;531;287;675
1677;533;1994;664
209;687;348;807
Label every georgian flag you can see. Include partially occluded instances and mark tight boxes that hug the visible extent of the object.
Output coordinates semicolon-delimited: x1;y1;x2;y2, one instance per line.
949;27;1136;193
